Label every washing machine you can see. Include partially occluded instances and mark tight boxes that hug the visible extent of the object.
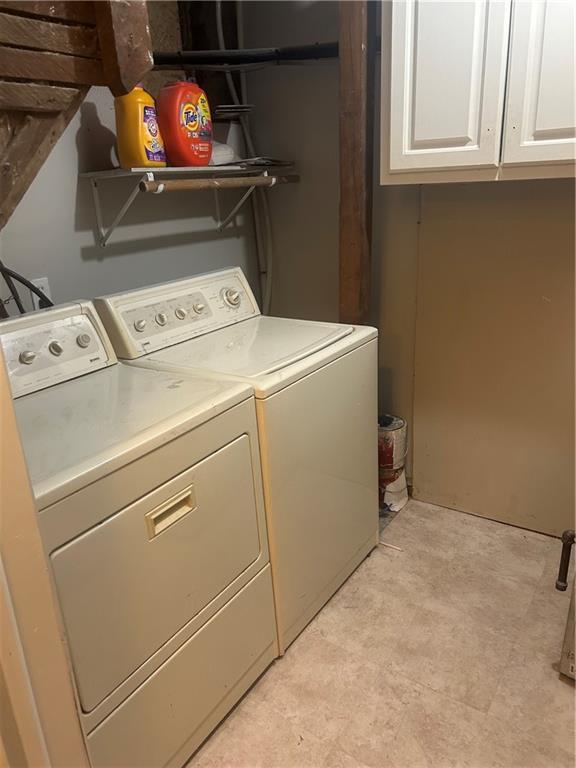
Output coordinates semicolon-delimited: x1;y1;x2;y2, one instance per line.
95;268;379;652
0;301;277;767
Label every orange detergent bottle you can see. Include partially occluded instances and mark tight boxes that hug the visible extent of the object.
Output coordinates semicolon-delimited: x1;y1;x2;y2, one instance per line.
157;81;213;166
114;85;166;169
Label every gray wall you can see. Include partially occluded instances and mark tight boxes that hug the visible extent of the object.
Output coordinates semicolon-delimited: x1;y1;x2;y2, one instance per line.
244;1;340;322
0;1;258;311
0;86;257;312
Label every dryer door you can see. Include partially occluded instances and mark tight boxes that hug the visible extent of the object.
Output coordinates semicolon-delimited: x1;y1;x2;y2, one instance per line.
50;433;263;713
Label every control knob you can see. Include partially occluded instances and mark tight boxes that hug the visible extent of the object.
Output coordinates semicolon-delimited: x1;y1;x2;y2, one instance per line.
223;288;241;308
155;312;168;326
175;307;187;320
48;340;63;356
19;350;36;365
134;319;147;332
193;302;206;314
76;333;91;348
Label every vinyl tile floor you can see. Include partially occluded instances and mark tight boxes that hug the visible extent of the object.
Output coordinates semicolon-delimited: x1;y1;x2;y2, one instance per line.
190;500;575;768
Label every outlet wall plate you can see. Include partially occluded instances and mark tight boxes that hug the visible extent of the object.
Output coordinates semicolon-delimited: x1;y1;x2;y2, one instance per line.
31;277;51;311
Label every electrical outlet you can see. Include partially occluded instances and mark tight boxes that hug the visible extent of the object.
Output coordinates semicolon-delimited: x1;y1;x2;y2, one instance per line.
31;277;51;311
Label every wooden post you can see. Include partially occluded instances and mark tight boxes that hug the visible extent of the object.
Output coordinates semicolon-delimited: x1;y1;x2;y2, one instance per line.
95;0;154;96
338;0;376;325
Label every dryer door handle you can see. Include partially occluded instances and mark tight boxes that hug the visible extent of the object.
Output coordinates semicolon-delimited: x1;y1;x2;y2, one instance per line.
145;486;197;539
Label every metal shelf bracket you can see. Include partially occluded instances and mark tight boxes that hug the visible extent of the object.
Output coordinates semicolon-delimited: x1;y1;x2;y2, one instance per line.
214;185;257;232
89;170;256;245
83;167;297;247
90;172;153;248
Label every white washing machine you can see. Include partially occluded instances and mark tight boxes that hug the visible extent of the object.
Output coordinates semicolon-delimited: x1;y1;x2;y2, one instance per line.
0;302;277;767
95;268;379;652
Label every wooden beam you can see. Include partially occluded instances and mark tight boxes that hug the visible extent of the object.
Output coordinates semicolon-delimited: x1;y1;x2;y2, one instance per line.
0;87;87;229
0;46;104;85
0;1;95;25
95;0;153;96
338;0;376;325
140;175;299;193
0;11;99;56
0;81;79;111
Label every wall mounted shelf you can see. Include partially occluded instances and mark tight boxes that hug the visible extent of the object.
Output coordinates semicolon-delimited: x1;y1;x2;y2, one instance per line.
80;166;298;247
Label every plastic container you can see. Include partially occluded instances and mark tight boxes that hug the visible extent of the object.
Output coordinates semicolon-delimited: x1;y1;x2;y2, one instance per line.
157;81;213;167
114;86;166;169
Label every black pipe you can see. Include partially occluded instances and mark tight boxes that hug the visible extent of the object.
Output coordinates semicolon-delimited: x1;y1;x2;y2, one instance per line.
153;42;338;68
0;260;25;314
556;529;575;591
0;265;53;310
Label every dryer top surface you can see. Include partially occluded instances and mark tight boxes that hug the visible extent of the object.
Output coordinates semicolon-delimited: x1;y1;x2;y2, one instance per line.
15;363;251;507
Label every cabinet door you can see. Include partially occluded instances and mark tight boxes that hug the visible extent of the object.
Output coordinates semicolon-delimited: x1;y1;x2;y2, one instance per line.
502;0;576;165
387;0;511;172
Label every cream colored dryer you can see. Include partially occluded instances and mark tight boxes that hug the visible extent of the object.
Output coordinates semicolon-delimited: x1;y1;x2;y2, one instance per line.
0;302;277;767
95;268;379;653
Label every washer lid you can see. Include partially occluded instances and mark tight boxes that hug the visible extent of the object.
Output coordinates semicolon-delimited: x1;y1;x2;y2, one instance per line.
148;316;355;378
15;364;251;507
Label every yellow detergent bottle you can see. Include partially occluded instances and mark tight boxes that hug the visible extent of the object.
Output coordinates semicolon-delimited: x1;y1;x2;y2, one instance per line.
114;85;166;169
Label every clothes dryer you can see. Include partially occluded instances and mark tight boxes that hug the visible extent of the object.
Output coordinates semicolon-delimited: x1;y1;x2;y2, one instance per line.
0;302;277;767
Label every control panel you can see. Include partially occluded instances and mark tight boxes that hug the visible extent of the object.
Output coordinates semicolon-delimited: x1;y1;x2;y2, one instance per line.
0;302;116;398
94;268;260;359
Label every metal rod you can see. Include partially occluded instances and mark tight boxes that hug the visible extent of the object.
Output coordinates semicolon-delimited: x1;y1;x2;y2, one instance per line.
97;176;147;247
213;189;222;227
218;186;256;231
90;180;105;243
556;530;575;591
139;175;298;194
153;42;338;68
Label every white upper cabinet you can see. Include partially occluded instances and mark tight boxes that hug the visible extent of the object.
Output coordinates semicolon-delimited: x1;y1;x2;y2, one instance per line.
381;0;576;183
502;0;576;165
388;0;511;172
